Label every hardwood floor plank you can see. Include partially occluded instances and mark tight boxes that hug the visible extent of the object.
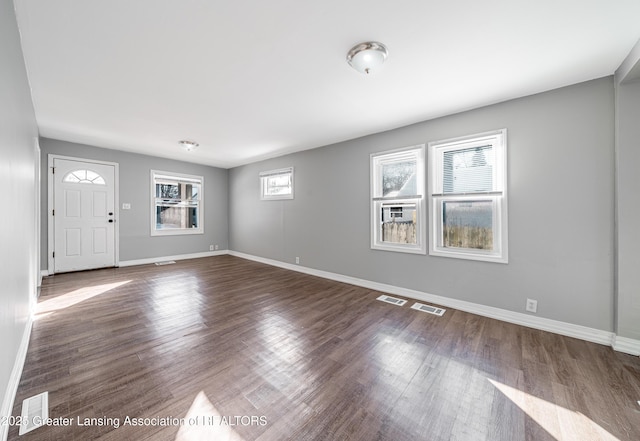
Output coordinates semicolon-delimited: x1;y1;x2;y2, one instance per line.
8;255;640;440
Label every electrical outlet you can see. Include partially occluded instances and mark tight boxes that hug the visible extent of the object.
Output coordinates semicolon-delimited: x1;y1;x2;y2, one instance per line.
526;298;538;313
122;203;131;210
209;245;214;251
215;245;219;250
295;257;300;264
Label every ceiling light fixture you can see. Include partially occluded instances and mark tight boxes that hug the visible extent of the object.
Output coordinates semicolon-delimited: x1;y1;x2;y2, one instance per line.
346;41;388;74
179;140;199;152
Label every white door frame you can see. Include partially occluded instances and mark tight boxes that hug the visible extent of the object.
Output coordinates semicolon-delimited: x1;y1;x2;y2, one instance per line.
34;137;41;302
47;154;120;275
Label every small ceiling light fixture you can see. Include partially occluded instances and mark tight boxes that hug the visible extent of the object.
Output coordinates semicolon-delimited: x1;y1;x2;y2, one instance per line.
179;140;199;152
346;41;388;74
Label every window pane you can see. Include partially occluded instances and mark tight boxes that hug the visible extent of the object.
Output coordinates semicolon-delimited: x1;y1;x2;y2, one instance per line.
267;174;290;188
264;172;292;196
186;183;200;200
443;145;493;193
156;202;199;229
156;183;180;199
380;203;417;245
382;160;416;196
64;173;80;183
266;185;291;196
442;200;493;250
63;169;106;185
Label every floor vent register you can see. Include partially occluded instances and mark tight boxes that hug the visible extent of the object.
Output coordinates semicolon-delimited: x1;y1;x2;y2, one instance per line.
19;391;48;435
376;295;408;306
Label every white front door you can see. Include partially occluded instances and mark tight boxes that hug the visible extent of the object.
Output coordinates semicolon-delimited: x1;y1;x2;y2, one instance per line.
53;158;116;273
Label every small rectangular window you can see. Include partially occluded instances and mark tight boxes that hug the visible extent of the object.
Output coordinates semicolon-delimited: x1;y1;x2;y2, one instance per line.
371;145;426;254
151;170;204;236
260;167;294;200
428;129;508;263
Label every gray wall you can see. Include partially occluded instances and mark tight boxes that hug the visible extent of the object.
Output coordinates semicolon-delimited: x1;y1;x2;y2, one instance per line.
0;0;39;426
230;77;615;331
40;138;228;267
615;76;640;340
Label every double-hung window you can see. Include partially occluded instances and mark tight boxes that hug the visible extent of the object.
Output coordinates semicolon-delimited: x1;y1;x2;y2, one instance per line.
428;129;508;263
260;167;294;200
371;145;426;254
151;170;203;236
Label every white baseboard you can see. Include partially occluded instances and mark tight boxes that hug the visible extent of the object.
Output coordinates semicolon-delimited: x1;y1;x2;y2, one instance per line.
40;270;48;278
118;250;228;267
612;335;640;356
1;317;33;441
41;251;230;274
228;251;629;353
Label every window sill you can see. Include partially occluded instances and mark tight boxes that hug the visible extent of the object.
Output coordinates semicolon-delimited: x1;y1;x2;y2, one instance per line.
372;243;426;255
429;247;508;264
151;229;204;237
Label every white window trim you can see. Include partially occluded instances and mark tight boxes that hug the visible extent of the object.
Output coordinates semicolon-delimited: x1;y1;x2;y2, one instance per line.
427;129;508;263
260;167;294;200
150;170;204;236
370;145;426;254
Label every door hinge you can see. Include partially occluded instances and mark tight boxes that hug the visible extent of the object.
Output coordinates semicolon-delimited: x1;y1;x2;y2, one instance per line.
52;167;55;174
52;209;55;216
53;251;55;258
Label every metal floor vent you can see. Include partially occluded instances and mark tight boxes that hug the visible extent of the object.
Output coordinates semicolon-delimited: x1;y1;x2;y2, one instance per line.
411;302;446;316
19;391;48;435
376;295;407;306
154;260;176;266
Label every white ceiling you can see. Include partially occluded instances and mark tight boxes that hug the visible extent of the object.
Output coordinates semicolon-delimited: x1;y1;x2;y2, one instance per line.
14;0;640;169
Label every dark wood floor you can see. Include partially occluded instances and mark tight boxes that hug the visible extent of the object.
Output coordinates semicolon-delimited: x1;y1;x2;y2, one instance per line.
8;255;640;440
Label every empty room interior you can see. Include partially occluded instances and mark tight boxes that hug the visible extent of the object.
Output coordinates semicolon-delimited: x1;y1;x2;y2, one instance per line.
2;1;640;440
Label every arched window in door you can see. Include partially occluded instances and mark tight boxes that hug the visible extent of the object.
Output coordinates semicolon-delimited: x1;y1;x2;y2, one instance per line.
63;169;106;185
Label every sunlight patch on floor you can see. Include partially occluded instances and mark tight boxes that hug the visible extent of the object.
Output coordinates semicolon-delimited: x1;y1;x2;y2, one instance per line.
175;391;245;441
35;280;131;320
489;379;619;441
256;313;306;366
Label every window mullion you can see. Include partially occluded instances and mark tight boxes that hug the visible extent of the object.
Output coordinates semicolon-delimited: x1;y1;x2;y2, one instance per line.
431;191;502;198
372;195;422;201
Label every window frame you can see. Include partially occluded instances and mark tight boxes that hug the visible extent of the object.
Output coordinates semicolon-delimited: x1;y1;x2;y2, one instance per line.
150;170;204;237
427;129;508;263
370;145;427;254
260;167;294;200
